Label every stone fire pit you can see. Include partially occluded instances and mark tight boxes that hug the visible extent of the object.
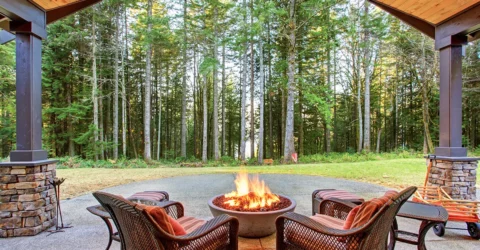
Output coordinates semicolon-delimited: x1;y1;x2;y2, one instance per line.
208;194;296;237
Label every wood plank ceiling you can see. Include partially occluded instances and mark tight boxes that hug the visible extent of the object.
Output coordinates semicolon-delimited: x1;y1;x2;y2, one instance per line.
30;0;81;11
373;0;480;25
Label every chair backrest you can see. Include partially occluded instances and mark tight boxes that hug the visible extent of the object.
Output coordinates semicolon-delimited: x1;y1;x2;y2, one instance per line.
357;186;417;250
93;191;169;250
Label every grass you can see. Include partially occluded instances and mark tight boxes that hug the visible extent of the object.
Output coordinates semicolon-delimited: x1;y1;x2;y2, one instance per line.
57;158;434;199
54;151;423;169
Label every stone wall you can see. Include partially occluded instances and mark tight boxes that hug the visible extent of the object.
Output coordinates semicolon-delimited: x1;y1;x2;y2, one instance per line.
427;159;477;200
0;163;56;238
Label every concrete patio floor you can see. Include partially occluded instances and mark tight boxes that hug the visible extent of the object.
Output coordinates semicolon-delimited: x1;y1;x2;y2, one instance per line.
1;174;479;250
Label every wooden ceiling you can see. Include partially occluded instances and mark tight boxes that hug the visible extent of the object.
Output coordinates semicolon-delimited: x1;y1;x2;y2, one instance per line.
373;0;480;25
30;0;82;11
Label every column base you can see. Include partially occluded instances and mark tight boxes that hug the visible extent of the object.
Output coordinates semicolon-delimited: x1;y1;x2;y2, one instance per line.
0;161;57;238
426;157;477;200
10;150;48;162
434;147;467;157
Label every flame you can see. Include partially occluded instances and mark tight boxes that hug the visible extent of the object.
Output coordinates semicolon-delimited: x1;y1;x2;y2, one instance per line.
223;170;280;210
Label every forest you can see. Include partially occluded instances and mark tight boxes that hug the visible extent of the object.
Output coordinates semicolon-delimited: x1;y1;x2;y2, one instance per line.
0;0;480;163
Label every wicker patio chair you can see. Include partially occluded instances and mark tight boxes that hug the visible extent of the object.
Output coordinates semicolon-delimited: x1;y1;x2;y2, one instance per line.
276;186;416;250
93;191;239;250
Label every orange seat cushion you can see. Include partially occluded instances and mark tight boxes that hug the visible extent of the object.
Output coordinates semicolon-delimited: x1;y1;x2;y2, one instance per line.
177;216;206;234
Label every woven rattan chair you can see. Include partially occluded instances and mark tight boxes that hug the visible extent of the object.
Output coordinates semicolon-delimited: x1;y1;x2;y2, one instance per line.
93;191;239;250
276;186;416;250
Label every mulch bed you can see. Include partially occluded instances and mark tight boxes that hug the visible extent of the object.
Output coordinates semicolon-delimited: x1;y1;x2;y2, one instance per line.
213;192;292;212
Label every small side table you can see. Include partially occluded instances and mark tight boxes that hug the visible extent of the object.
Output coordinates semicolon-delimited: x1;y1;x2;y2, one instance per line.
391;201;448;250
87;198;165;250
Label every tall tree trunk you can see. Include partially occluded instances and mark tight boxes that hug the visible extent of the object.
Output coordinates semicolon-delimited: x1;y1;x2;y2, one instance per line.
298;59;304;156
92;11;99;161
113;7;120;160
202;75;208;163
325;13;332;153
181;0;188;158
99;81;104;160
67;79;75;156
213;6;219;160
221;43;226;157
268;20;273;159
284;0;296;162
122;3;128;157
333;46;337;152
363;2;371;152
420;35;434;153
356;49;363;153
258;34;264;164
376;128;382;153
144;0;153;161
240;0;247;161
249;0;255;159
157;58;163;160
193;45;197;157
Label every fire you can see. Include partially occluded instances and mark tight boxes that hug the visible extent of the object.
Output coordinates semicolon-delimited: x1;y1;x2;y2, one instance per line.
223;170;280;210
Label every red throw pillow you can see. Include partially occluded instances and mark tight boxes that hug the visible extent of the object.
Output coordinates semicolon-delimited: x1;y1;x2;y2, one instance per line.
168;217;187;236
350;200;380;228
137;204;186;236
343;205;360;230
349;190;399;229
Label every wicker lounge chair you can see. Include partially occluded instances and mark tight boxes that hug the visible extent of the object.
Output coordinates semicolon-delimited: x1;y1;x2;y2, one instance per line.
276;186;416;250
93;191;239;250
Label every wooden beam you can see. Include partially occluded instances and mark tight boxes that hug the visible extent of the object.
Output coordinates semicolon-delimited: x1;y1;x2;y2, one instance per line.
436;3;480;44
0;0;45;28
46;0;101;24
0;30;14;44
0;16;9;31
368;0;435;39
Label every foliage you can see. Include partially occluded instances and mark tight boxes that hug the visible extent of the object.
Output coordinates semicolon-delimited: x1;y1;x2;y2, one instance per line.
56;151;423;169
1;0;480;162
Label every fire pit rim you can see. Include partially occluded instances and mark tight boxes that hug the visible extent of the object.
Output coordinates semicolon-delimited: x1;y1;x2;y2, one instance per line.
207;194;296;214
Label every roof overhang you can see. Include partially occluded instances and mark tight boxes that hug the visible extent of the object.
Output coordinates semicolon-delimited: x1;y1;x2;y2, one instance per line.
0;0;101;44
368;0;480;49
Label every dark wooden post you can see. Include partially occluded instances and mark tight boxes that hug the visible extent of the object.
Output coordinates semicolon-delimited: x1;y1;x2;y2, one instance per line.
9;22;48;162
434;44;467;157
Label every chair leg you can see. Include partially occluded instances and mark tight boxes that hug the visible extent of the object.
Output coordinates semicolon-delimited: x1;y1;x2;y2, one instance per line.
100;217;114;250
388;219;398;250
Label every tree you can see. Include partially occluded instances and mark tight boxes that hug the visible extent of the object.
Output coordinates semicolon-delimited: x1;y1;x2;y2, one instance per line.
144;0;153;161
240;0;248;161
113;5;120;160
181;0;188;158
363;2;371;152
284;0;297;162
92;8;99;161
213;4;220;160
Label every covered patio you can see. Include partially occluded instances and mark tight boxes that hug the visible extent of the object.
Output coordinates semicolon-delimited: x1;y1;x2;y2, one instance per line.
1;0;480;249
2;174;479;250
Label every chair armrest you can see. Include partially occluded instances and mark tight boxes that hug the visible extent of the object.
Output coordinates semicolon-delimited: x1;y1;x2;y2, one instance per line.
170;215;239;249
319;198;358;220
157;191;169;201
276;212;363;249
312;189;336;199
157;201;185;219
87;205;110;219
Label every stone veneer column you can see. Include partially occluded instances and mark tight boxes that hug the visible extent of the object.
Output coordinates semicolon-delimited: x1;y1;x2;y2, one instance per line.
427;157;477;200
0;162;57;238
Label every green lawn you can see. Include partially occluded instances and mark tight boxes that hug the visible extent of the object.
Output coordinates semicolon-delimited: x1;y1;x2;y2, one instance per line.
57;158;437;199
